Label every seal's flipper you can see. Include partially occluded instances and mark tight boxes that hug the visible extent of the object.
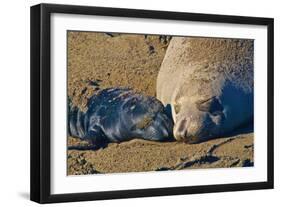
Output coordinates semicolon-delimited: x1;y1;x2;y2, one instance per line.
83;126;109;149
67;126;109;151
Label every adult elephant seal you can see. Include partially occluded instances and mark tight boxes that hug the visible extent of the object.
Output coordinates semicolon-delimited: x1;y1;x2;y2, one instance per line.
157;37;253;143
68;88;174;149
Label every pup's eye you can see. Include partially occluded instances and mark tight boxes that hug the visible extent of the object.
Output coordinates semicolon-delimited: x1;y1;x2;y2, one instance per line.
196;96;223;115
174;104;181;114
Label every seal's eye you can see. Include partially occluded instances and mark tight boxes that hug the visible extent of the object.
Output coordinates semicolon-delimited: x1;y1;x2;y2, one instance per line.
196;96;223;116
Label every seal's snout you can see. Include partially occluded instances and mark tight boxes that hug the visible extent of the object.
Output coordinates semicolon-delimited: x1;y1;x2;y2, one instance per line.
173;117;201;143
173;112;216;143
150;111;174;141
173;118;188;141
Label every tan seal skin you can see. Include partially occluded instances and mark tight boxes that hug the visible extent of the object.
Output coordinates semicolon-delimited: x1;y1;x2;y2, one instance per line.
157;37;254;143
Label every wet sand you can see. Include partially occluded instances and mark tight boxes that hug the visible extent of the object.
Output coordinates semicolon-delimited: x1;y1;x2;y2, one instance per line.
67;32;254;175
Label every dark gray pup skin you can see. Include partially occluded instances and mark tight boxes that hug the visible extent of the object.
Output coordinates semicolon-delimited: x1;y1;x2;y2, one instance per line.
68;88;174;149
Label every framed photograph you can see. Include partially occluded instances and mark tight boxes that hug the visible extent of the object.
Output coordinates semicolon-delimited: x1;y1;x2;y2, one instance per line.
30;3;274;203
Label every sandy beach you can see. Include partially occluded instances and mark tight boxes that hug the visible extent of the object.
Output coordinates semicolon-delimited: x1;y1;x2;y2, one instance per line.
67;31;254;175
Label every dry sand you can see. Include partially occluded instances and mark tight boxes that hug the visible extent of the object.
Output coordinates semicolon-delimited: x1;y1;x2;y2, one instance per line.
67;31;254;175
68;32;168;111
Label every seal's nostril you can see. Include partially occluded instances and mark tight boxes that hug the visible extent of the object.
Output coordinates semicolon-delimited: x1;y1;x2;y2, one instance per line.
173;118;189;141
184;130;188;139
177;119;187;132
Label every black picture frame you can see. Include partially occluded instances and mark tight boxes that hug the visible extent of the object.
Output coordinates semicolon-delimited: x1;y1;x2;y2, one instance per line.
30;3;274;204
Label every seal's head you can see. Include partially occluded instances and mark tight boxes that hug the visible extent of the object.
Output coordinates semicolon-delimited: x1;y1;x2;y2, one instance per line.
172;81;253;144
120;93;174;141
173;95;225;143
89;88;174;143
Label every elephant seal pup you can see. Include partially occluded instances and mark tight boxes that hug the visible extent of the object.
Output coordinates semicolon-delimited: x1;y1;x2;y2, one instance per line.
68;88;174;149
157;37;253;143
